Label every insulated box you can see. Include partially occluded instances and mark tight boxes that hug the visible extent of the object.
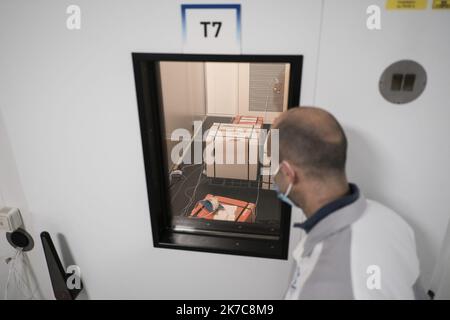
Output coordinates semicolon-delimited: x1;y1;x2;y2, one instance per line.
190;194;256;223
205;123;261;180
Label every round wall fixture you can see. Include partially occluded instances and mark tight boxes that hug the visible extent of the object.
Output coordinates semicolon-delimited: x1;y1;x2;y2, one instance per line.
6;228;34;252
379;60;427;104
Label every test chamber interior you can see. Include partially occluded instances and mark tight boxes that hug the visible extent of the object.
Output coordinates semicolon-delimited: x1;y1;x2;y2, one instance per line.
133;53;302;259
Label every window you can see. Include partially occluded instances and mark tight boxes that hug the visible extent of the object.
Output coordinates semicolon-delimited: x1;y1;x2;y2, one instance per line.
132;53;302;259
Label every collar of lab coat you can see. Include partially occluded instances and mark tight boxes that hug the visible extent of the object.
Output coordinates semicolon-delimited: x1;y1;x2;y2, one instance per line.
300;187;367;258
294;183;360;233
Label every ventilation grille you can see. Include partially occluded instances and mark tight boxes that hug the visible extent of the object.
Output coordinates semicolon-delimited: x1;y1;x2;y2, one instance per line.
249;63;286;112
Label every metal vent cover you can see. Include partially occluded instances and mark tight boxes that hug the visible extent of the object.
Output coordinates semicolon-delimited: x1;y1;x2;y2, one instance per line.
249;63;286;112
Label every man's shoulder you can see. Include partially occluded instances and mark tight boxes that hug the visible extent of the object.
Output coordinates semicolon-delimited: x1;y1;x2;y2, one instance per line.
348;198;420;299
357;198;415;238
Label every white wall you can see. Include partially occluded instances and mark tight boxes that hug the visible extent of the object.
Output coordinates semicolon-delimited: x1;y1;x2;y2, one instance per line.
159;61;206;167
0;0;322;299
315;0;450;289
430;220;450;299
0;0;447;299
160;61;206;135
0;109;46;299
205;62;239;115
0;112;16;297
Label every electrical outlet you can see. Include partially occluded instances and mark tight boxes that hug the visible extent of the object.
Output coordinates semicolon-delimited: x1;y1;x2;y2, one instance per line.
0;207;23;232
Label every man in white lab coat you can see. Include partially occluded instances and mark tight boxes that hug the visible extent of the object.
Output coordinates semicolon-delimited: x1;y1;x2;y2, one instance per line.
272;106;426;300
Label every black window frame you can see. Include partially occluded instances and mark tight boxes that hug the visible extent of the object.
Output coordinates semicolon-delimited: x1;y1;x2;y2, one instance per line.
132;53;303;259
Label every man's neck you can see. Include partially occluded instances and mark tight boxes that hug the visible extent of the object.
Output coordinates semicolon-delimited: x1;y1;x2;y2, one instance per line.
296;180;350;218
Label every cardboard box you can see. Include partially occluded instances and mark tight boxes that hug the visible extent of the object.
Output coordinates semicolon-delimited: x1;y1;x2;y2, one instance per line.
190;194;256;223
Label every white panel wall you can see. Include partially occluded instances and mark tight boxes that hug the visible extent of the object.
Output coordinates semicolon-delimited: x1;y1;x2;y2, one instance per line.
315;0;450;288
160;61;206;136
159;61;206;167
0;110;46;299
205;62;239;115
430;220;450;299
0;0;322;299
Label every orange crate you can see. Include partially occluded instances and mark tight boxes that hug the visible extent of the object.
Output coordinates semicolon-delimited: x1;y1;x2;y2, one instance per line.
190;194;256;223
232;115;263;127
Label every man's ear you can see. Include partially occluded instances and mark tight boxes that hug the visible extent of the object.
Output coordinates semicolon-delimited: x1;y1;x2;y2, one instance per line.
281;161;297;184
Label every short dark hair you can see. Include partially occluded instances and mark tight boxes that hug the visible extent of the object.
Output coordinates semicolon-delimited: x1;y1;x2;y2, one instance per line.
275;108;348;179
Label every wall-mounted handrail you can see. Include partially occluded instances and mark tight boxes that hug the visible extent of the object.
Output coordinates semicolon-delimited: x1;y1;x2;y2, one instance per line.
40;232;83;300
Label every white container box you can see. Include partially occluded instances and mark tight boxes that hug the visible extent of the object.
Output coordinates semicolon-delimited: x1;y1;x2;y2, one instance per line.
205;123;261;181
0;207;23;232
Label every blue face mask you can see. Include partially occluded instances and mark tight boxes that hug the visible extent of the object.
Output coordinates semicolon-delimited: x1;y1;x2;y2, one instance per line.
274;183;296;207
273;165;296;207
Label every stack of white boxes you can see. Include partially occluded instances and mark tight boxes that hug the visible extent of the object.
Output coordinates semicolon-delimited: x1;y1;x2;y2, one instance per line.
205;122;261;181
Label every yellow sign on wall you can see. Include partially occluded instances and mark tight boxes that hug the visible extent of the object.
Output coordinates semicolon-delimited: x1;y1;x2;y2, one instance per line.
432;0;450;9
386;0;428;9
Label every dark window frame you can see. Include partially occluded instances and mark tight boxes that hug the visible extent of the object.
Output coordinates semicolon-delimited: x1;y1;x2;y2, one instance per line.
132;53;303;259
